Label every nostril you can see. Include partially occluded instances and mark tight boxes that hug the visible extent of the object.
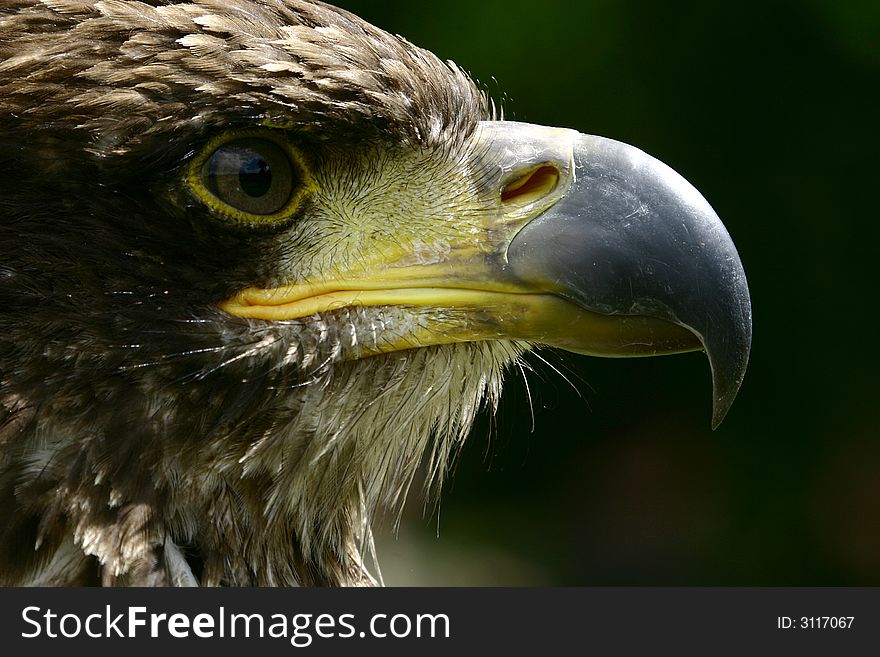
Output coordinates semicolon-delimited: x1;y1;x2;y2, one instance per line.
501;165;560;206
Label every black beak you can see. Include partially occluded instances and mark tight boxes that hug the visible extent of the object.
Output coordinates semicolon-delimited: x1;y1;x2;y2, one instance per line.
507;134;752;428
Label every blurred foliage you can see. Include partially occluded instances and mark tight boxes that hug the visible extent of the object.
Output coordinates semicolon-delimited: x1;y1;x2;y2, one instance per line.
333;0;879;584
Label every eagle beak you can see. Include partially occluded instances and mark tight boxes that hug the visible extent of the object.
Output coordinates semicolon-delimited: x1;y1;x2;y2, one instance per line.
501;126;752;428
222;121;751;427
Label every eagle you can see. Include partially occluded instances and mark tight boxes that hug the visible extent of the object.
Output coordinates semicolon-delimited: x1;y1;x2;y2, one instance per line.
0;0;751;586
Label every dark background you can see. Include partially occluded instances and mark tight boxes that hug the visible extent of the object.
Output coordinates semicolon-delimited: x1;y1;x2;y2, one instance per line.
332;0;879;585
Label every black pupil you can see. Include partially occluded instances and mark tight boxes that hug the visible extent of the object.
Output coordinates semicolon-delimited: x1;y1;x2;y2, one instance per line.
239;155;272;198
203;138;295;217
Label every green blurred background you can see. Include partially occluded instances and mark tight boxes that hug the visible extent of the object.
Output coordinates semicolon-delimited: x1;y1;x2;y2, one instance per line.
332;0;879;585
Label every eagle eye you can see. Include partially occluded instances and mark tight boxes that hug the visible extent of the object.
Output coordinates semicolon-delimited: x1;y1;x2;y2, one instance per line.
190;133;310;224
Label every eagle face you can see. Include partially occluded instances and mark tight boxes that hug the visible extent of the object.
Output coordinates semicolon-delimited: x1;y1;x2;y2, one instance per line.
0;1;751;586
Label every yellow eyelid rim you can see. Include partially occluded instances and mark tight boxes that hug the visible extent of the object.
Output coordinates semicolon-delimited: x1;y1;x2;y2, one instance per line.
186;128;316;225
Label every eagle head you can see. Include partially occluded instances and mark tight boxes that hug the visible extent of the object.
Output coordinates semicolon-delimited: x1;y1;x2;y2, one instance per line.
0;0;751;586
